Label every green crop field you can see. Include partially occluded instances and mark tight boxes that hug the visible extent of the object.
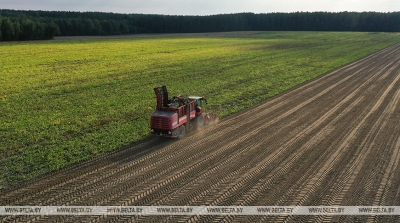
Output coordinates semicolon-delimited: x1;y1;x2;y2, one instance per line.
1;31;400;189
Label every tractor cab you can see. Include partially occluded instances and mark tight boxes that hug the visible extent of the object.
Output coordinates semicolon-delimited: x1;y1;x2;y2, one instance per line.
188;96;207;107
189;96;207;116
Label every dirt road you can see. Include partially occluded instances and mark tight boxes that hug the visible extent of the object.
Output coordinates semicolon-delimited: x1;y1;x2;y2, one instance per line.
1;43;400;222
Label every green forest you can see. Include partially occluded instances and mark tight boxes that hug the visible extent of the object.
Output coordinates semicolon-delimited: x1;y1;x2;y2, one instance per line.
1;10;400;41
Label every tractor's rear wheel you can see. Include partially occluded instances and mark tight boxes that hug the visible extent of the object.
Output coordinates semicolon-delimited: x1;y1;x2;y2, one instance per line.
177;125;186;139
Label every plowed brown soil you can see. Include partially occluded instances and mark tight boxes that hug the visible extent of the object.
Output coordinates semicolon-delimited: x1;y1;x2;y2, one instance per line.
1;43;400;223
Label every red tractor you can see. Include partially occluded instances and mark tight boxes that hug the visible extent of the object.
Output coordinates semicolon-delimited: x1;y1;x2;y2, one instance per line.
150;86;217;139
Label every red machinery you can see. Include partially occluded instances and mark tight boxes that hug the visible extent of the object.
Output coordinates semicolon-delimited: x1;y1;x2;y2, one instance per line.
150;86;217;139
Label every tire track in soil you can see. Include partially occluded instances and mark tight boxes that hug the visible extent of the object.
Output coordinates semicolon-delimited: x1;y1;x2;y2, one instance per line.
263;44;400;223
1;43;400;223
333;74;400;223
195;44;400;222
285;57;400;223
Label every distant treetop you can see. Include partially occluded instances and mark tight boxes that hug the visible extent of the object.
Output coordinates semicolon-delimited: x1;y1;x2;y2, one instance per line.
1;10;399;41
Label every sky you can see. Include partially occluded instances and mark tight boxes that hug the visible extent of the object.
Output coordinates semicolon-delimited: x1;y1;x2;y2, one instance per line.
1;0;398;15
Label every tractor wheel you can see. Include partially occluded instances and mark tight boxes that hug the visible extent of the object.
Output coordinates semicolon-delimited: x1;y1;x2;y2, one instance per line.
177;125;186;139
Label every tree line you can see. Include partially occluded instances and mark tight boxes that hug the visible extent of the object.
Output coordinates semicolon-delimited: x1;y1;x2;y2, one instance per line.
1;10;400;41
